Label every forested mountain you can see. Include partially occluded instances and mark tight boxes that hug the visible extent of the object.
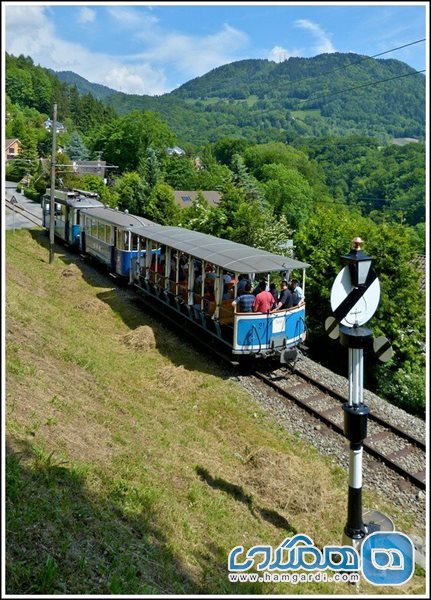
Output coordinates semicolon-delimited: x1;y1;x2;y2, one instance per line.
53;53;425;145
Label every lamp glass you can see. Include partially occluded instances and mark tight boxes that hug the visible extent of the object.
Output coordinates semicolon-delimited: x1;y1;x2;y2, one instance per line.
358;259;372;285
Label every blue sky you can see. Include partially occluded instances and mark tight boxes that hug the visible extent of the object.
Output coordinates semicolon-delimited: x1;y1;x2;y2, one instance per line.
3;2;427;96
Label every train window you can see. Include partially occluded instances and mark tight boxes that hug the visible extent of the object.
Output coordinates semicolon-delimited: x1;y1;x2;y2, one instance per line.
132;234;138;251
91;220;97;237
105;224;111;244
124;231;130;251
98;223;105;241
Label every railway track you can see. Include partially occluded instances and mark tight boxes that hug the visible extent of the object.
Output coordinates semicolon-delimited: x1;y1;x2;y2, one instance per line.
254;366;426;490
5;197;43;228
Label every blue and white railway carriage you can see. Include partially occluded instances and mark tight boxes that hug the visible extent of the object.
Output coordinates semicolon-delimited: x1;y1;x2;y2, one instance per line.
41;189;102;246
80;207;157;277
129;225;310;358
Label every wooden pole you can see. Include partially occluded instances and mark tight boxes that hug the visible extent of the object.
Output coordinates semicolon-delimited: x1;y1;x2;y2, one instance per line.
49;103;57;264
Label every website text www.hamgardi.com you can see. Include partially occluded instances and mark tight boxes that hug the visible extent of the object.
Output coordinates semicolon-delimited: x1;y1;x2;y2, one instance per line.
228;572;360;584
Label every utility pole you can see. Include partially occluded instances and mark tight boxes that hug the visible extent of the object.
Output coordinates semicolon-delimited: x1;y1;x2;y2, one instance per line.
49;103;57;264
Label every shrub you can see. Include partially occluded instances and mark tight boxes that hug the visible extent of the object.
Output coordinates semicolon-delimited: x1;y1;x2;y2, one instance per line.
23;187;42;202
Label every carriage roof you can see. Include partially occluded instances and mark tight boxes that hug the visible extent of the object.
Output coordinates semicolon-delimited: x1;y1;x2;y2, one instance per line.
130;225;310;273
80;207;157;228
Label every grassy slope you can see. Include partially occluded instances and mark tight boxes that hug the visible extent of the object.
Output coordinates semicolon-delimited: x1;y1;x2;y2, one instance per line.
5;230;425;595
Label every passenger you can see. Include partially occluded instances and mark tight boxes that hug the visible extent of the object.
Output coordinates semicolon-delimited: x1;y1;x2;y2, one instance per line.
273;280;293;311
223;272;232;284
232;282;255;312
269;283;279;309
236;274;248;294
253;280;274;313
222;284;232;300
290;278;304;306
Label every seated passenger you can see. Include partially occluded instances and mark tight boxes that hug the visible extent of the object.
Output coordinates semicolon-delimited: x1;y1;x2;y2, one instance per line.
222;284;232;300
253;280;274;313
232;282;255;312
236;274;248;294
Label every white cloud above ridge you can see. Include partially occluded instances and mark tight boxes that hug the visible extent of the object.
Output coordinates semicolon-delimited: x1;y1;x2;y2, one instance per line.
295;19;336;54
268;45;302;63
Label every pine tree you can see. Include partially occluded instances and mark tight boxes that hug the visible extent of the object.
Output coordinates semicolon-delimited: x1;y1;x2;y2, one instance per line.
66;130;89;160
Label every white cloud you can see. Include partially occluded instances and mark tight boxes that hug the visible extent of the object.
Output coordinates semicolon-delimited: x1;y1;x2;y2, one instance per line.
295;19;336;54
268;46;301;63
4;5;169;95
131;23;249;80
78;8;96;24
107;6;159;29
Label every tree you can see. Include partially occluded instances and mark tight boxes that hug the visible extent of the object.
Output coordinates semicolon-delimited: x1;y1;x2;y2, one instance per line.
146;183;179;225
12;130;39;179
162;156;197;189
230;153;264;205
112;172;147;216
261;163;314;229
139;146;161;190
79;174;115;206
96;110;176;173
66;130;89;160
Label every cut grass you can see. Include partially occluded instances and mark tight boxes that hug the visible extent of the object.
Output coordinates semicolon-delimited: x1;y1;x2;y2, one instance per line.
5;230;425;595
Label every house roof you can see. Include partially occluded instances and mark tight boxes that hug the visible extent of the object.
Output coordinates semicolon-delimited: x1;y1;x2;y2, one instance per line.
5;138;20;149
166;146;185;156
128;225;310;274
173;190;221;208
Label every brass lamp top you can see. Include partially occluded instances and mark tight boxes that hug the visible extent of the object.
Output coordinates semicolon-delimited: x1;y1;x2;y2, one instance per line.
352;237;363;251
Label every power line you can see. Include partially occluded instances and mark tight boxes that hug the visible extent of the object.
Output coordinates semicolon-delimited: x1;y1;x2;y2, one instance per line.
299;68;425;105
290;38;426;85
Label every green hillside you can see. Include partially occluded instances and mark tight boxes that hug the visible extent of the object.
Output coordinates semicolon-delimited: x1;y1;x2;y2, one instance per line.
54;53;425;145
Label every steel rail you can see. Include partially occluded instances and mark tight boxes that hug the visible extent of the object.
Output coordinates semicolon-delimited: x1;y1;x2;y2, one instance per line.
5;198;43;228
255;370;425;490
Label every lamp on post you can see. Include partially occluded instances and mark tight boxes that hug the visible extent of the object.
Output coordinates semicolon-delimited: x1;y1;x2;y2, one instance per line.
341;237;373;289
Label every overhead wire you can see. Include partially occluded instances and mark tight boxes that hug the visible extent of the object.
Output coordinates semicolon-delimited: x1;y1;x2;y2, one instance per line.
288;38;425;84
299;69;425;105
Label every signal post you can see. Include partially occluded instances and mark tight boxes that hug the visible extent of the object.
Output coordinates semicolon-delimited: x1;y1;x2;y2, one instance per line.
328;237;394;549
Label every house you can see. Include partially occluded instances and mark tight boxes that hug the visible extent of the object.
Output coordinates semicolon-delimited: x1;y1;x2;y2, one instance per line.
166;146;186;157
173;190;221;209
44;119;67;134
5;138;21;160
72;160;106;179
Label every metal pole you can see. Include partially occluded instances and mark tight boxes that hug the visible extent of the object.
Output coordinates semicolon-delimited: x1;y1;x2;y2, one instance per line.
49;103;57;264
12;206;15;234
341;329;371;548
